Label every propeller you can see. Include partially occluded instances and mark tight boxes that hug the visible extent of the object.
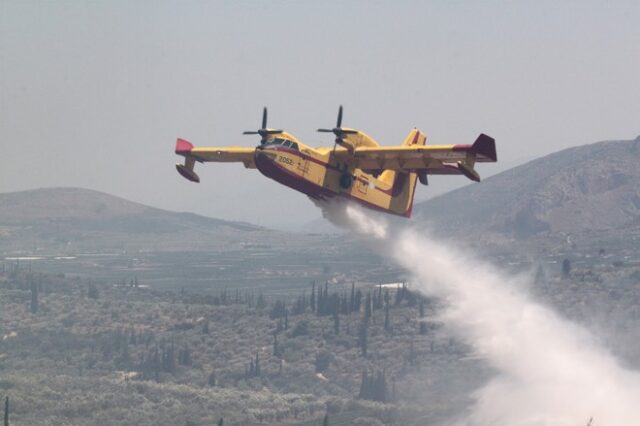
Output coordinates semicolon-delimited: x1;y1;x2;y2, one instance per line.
243;107;283;144
317;105;358;151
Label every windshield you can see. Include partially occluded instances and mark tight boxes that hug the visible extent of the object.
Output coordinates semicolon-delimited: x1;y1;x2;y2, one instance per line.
264;138;299;150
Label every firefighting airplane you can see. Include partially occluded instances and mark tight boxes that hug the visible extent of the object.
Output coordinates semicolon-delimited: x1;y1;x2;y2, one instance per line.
175;106;497;217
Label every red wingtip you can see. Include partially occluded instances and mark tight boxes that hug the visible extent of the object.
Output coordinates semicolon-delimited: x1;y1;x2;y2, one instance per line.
175;138;194;155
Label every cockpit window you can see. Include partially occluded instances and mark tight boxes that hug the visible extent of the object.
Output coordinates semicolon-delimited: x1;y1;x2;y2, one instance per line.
264;138;299;150
265;138;284;146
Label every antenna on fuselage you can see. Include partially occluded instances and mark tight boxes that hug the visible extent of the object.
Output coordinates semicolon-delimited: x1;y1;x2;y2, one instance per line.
317;105;358;152
243;107;283;144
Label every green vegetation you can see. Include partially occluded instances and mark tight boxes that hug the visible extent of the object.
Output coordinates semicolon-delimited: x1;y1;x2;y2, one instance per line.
0;266;469;425
3;233;638;424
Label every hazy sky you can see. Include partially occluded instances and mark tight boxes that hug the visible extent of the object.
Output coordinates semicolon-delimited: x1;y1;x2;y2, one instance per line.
2;1;639;228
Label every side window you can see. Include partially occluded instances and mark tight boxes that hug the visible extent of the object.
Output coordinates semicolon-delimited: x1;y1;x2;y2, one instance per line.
289;142;299;151
283;141;292;148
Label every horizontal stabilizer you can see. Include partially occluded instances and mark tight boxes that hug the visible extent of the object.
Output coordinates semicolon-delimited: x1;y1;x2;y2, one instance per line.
457;161;480;182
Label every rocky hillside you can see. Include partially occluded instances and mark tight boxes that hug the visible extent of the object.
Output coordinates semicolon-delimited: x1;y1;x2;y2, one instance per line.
0;188;272;253
414;136;640;243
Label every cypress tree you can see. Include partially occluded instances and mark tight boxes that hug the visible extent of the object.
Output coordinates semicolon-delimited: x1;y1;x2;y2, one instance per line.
256;293;266;309
310;281;316;313
364;293;372;322
374;370;387;402
320;281;328;314
384;300;390;331
333;310;340;335
372;288;378;311
391;377;397;402
409;342;417;366
323;413;329;426
420;321;428;335
350;282;355;313
166;343;176;373
358;370;369;399
358;370;388;402
153;345;160;382
30;280;38;314
354;289;362;312
181;344;192;366
419;299;427;334
273;334;279;357
4;396;8;426
534;264;546;286
255;352;260;376
358;321;368;357
341;292;349;315
562;259;571;278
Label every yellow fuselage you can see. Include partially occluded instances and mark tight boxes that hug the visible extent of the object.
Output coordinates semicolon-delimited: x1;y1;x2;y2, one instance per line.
254;131;419;217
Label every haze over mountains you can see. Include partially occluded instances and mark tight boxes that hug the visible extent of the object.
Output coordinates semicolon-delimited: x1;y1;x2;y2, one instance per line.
0;187;273;253
415;136;640;245
2;136;639;254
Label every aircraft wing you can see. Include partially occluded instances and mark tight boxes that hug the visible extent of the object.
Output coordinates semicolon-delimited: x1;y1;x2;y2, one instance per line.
335;134;496;181
175;138;256;182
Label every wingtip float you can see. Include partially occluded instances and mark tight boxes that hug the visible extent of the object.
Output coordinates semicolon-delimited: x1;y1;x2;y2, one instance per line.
174;107;497;218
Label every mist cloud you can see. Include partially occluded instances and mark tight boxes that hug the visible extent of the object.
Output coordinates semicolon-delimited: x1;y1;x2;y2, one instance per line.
323;201;640;425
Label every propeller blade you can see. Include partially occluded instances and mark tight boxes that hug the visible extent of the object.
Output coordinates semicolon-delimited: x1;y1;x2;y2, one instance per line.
337;105;343;128
243;131;259;135
317;128;334;133
265;129;283;134
261;107;267;129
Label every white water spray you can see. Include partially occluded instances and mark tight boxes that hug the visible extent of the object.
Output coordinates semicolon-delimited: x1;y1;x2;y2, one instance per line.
323;201;640;426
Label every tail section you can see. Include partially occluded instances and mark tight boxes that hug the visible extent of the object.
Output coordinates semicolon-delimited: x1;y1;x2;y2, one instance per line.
455;133;496;182
471;133;497;162
382;128;426;217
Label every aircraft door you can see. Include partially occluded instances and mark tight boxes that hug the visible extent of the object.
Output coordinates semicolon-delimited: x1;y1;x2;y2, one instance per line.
356;177;369;194
297;157;310;176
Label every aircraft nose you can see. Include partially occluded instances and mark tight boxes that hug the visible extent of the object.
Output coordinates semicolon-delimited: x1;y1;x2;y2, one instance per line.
255;146;278;160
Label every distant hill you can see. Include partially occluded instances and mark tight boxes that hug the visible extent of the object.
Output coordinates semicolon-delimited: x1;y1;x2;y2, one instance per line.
0;187;273;253
414;136;640;244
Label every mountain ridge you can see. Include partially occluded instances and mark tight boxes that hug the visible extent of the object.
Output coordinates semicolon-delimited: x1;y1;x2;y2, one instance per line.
0;187;271;253
414;136;640;243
